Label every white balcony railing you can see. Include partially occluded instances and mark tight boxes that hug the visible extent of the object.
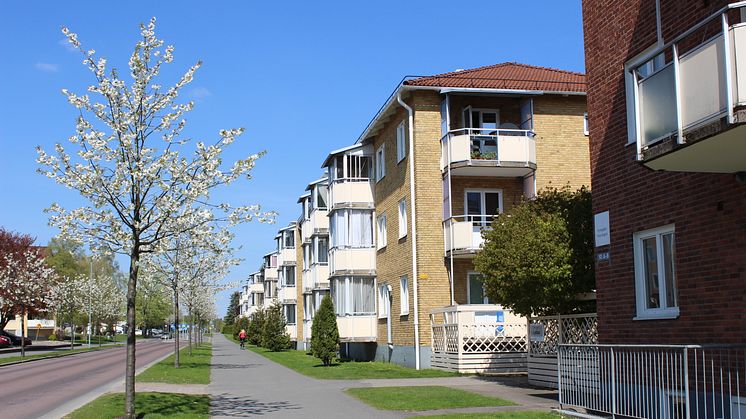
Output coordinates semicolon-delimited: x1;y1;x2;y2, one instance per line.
302;264;330;293
443;215;495;255
336;314;376;342
329;247;376;275
303;319;312;342
329;179;374;209
558;343;746;418
278;248;296;266
440;128;536;174
634;2;746;154
264;266;278;281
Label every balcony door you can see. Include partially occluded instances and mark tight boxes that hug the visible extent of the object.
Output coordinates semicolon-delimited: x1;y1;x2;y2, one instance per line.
468;272;489;304
465;190;502;245
463;107;499;156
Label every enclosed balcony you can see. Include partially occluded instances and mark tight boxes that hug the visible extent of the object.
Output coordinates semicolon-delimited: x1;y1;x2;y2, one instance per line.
633;4;746;172
441;129;536;177
329;247;376;276
323;144;375;210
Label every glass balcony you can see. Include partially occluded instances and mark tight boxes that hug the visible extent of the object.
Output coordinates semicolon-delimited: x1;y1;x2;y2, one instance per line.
634;3;746;172
443;215;495;257
441;129;536;177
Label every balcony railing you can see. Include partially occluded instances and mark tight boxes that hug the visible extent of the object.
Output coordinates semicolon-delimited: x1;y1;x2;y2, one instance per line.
441;128;536;176
302;264;329;293
633;2;746;172
443;215;494;256
558;343;746;419
336;314;376;342
329;178;374;209
329;246;376;275
277;248;296;266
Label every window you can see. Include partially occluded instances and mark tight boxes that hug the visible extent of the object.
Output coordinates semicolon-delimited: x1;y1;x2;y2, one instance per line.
468;273;488;304
316;184;328;210
398;199;407;239
284;304;296;325
400;276;409;315
330;276;375;316
396;122;406;162
634;225;678;319
270;254;277;268
583;112;589;136
304;294;314;319
376;145;385;181
378;284;390;319
332;154;371;180
283;266;296;287
377;213;387;249
625;47;666;144
465;190;503;227
330;209;373;248
315;236;328;264
283;230;295;248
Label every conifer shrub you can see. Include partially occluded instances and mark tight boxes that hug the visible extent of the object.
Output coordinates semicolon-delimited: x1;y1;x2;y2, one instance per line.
310;295;339;366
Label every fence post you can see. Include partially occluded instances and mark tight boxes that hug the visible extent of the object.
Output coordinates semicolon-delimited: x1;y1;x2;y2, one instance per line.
611;347;617;418
684;347;691;419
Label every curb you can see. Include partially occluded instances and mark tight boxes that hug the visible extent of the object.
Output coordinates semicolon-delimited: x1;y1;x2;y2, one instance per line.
0;344;124;368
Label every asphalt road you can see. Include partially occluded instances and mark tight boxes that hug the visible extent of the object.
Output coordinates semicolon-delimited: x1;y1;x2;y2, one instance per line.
0;339;176;419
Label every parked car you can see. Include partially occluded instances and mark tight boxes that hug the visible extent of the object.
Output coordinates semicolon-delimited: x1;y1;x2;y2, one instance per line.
0;330;32;347
0;335;12;348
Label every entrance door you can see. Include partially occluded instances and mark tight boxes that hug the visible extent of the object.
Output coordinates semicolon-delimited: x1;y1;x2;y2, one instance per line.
468;273;489;304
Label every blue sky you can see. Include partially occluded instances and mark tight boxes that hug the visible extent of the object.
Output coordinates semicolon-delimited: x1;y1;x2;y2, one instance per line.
0;1;585;317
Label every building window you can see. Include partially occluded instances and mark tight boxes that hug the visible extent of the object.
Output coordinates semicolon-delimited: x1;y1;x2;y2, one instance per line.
330;209;373;249
316;184;328;210
396;121;406;162
633;225;678;319
284;304;296;325
376;145;385;182
330;276;375;316
315;236;328;264
583;112;589;136
283;230;295;249
400;276;409;315
377;213;387;249
378;284;390;319
398;199;407;238
283;266;296;287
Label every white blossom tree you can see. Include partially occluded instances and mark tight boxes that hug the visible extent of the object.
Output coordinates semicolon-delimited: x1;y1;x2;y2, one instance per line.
0;250;57;356
36;19;274;417
48;274;87;349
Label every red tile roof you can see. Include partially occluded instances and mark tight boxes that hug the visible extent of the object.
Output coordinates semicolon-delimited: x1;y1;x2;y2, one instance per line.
403;62;586;93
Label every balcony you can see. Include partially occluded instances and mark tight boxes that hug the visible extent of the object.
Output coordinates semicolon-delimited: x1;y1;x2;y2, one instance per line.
443;215;494;257
277;248;296;266
329;179;374;209
285;325;297;340
441;129;536;177
336;315;377;342
265;266;278;281
430;305;527;374
329;247;376;276
300;211;329;243
634;4;746;173
249;283;263;293
303;264;330;293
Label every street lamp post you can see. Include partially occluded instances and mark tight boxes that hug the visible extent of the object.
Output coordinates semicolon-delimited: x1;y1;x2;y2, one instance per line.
88;259;92;348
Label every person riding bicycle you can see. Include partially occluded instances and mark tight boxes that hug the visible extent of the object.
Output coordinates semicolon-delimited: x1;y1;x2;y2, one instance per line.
238;329;247;349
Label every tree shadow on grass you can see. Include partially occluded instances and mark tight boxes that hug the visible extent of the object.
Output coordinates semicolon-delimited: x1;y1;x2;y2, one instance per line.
210;362;261;369
210;393;301;417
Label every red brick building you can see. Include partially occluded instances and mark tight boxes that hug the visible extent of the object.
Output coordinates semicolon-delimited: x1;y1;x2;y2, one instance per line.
584;0;746;345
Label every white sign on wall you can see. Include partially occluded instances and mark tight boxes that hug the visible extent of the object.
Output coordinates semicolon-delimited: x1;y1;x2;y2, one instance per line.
594;211;610;247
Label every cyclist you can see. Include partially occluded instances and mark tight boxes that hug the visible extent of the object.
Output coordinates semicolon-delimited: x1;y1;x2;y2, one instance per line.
238;329;247;349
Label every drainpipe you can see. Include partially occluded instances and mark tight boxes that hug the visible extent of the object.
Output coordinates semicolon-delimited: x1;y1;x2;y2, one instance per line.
397;92;420;370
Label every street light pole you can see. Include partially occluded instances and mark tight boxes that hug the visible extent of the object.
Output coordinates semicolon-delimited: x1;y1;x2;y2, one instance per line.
88;259;92;348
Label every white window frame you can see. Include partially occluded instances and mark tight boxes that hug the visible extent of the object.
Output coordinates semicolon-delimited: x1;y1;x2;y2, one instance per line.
467;271;489;304
375;145;385;182
633;224;679;320
378;284;389;319
583;112;589;136
396;121;406;163
376;213;387;250
399;276;409;315
624;44;665;146
398;198;407;239
464;189;503;225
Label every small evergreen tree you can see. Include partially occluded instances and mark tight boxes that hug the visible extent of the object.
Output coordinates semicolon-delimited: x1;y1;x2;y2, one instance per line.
261;301;291;351
247;306;265;346
311;295;339;366
224;291;240;325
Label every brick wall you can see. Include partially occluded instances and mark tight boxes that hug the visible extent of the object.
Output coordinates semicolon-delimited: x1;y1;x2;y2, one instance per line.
583;0;746;345
532;96;591;191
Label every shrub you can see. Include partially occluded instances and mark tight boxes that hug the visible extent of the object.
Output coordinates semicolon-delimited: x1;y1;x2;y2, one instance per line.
48;334;58;341
247;307;265;346
261;301;291;351
221;324;234;338
311;295;339;366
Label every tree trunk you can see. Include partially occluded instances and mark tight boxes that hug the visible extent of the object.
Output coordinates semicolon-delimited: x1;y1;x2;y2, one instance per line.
20;306;26;358
188;307;193;356
124;248;140;419
173;285;180;368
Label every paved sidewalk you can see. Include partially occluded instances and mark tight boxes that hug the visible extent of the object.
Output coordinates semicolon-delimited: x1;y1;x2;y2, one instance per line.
209;334;400;418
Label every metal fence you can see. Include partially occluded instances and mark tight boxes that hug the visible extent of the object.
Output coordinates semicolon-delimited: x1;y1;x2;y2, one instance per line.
558;344;746;418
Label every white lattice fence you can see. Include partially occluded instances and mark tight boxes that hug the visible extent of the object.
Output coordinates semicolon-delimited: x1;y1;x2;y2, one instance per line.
527;313;597;389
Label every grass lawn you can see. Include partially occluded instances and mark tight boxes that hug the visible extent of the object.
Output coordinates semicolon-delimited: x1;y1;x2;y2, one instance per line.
421;413;562;418
66;392;209;419
246;344;456;379
136;344;211;384
0;345;115;365
345;386;514;411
